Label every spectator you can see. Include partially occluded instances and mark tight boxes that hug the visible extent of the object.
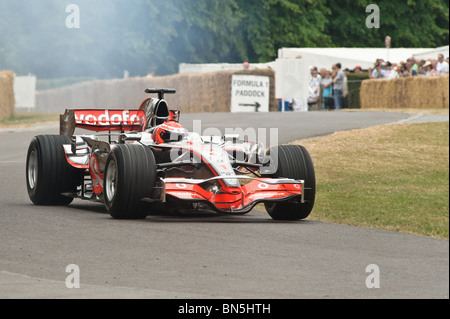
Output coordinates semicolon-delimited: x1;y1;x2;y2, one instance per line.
392;66;400;78
308;67;321;108
371;62;384;78
405;61;413;76
354;66;362;73
400;62;409;77
386;62;399;79
320;70;334;110
430;60;439;76
318;68;327;108
418;66;426;76
243;61;250;70
319;68;327;79
436;54;449;75
423;61;433;76
310;67;322;89
409;57;419;76
342;68;350;108
418;59;426;69
381;62;390;78
368;67;374;79
332;63;345;110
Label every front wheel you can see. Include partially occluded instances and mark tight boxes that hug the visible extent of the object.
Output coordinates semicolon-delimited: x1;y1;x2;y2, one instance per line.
104;144;157;219
263;145;316;220
26;135;81;206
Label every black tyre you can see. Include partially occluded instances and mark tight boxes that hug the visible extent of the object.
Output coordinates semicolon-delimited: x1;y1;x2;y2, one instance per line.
263;145;316;220
104;144;157;219
26;135;81;206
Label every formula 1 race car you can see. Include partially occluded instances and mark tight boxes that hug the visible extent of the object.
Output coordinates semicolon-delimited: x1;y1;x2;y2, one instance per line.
26;89;315;220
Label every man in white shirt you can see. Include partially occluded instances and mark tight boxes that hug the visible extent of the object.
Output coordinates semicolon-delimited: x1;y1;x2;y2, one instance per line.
308;67;321;108
436;54;449;75
309;67;321;97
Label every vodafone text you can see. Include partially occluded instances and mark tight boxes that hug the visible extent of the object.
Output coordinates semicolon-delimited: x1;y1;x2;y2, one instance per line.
74;110;144;126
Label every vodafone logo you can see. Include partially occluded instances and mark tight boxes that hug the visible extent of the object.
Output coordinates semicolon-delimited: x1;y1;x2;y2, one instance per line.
176;183;187;189
258;183;269;189
74;110;145;126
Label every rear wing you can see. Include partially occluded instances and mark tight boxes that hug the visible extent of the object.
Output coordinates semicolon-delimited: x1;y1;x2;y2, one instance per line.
60;109;146;136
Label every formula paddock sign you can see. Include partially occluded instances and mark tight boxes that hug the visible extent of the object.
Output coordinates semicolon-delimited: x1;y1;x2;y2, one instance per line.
231;75;270;112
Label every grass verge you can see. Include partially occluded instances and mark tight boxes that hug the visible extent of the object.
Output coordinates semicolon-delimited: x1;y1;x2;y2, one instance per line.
344;108;449;115
292;122;449;239
0;112;59;128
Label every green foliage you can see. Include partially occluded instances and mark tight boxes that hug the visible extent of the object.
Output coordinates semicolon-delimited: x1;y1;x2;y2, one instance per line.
235;0;332;62
347;72;369;109
325;0;449;48
0;0;448;78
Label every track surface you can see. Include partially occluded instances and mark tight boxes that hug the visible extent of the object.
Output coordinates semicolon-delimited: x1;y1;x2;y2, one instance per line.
0;111;448;299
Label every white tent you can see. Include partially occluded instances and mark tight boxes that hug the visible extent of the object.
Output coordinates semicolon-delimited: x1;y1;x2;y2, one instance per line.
179;47;447;75
179;62;274;74
412;45;449;60
277;47;439;70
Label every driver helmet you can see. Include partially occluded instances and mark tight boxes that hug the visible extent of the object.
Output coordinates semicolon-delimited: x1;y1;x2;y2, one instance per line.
152;121;187;144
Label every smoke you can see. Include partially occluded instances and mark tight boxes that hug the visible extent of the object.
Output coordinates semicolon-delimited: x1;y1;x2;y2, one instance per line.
0;0;248;80
0;0;181;79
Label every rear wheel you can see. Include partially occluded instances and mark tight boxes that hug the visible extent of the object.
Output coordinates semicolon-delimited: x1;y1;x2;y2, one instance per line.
104;144;157;219
26;135;81;206
263;145;316;220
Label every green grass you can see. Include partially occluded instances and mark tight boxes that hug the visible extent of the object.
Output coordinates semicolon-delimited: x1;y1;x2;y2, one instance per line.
295;122;449;239
0;112;59;127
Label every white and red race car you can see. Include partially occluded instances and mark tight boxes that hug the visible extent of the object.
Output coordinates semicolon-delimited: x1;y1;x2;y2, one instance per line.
26;89;315;220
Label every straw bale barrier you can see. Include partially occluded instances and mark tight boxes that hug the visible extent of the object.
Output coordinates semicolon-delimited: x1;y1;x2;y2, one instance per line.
0;71;15;121
360;74;449;110
36;69;276;113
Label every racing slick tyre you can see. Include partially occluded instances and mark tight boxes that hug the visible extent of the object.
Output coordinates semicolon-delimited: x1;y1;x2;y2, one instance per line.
263;145;316;220
104;144;157;219
26;135;81;206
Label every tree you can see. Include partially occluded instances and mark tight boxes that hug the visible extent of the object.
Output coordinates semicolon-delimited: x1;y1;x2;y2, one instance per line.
324;0;449;48
165;0;244;73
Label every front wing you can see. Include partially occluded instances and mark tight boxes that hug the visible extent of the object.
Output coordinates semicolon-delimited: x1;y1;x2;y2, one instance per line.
162;176;304;214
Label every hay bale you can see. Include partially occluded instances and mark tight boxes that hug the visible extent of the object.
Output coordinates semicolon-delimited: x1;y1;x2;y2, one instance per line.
0;71;15;121
361;74;449;109
36;68;276;114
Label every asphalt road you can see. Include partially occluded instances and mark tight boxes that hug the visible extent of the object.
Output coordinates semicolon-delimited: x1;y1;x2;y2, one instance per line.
0;111;448;299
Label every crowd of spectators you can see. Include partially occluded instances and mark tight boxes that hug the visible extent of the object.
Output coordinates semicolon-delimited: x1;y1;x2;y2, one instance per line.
305;53;449;111
368;54;449;79
308;63;350;111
